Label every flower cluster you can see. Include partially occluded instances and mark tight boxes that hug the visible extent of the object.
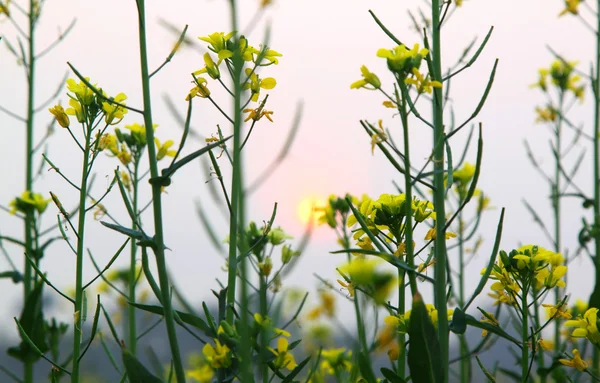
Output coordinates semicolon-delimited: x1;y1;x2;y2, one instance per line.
531;60;585;101
483;245;567;306
8;191;51;216
385;303;454;334
188;31;281;110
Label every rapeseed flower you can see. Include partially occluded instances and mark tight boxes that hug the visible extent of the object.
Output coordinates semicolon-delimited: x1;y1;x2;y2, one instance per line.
404;68;442;94
350;65;381;90
202;339;231;368
243;68;276;102
269;337;297;370
199;31;235;63
102;92;128;125
377;43;429;76
49;104;70;128
559;0;581;16
559;349;589;371
9;191;51;215
564;308;600;344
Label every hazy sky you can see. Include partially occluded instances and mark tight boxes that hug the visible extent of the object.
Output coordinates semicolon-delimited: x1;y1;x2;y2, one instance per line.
0;0;596;343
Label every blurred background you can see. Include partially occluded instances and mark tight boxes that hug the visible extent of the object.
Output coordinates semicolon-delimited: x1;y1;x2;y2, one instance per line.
0;0;595;379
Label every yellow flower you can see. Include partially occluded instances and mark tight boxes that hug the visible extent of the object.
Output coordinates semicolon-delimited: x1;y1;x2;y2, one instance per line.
66;98;85;123
543;302;572;320
480;312;499;337
186;365;214;383
337;279;355;297
0;0;11;16
243;68;276;102
155;138;176;161
268;337;297;370
350;65;381;90
187;77;210;100
48;104;70;128
383;100;396;108
370;119;387;154
320;348;352;375
377;43;429;75
193;52;220;80
452;162;475;184
559;349;589;371
404;68;442;94
66;77;95;106
535;105;558;123
559;0;581;16
243;107;274;122
198;31;235;63
9;191;51;215
564;308;600;344
202;339;231;368
538;339;554;351
102;92;128;125
425;228;457;240
255;46;283;65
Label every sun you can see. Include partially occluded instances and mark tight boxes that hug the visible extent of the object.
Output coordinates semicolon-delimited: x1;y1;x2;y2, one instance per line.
296;196;326;226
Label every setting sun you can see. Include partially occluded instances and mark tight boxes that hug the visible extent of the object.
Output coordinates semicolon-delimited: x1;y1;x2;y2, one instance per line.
296;196;326;225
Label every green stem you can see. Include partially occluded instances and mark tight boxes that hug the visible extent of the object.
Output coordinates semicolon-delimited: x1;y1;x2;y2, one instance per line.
398;81;417;377
135;1;185;382
226;2;252;381
260;275;268;383
592;0;600;374
23;1;37;382
128;161;139;355
457;210;469;383
521;291;529;382
431;0;449;380
71;122;92;383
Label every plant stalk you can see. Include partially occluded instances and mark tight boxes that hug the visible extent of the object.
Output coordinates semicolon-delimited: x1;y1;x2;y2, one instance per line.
135;1;185;381
431;0;450;380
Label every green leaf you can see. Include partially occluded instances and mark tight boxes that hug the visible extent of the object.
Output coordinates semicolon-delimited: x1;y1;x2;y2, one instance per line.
463;208;505;311
464;313;521;346
8;280;49;362
122;349;164;383
407;292;443;383
100;221;153;244
449;307;467;334
380;367;406;383
130;303;215;338
281;355;311;383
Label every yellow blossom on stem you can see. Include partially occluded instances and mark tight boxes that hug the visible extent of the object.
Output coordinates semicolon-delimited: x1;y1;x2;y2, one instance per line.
243;107;274;122
425;227;457;240
350;65;381;90
0;0;11;16
9;191;51;215
480;312;500;337
377;43;429;75
268;337;297;370
255;45;283;65
404;68;442;94
66;77;95;106
186;365;214;383
559;0;581;16
199;31;235;63
538;339;554;351
155;138;176;161
320;348;352;375
337;279;355;297
535;105;558;123
193;52;221;80
243;68;276;102
48;104;70;128
66;98;85;123
559;349;589;371
370;119;387;154
543;302;572;320
102;92;128;125
202;339;231;368
187;77;210;100
564;308;600;344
